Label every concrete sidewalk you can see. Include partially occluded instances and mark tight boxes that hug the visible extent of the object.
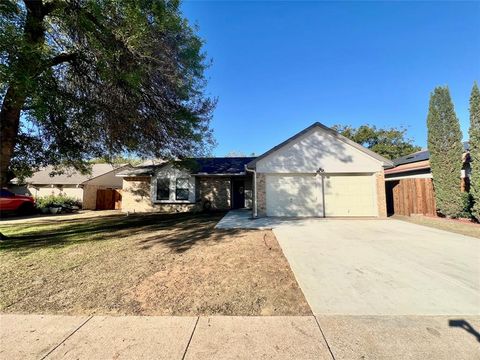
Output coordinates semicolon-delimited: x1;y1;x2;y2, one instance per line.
1;314;479;360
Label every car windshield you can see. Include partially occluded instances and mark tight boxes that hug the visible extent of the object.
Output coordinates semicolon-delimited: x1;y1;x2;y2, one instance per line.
0;189;14;197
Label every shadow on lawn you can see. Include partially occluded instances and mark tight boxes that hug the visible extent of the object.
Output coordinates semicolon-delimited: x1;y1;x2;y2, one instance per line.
137;226;242;253
0;211;234;253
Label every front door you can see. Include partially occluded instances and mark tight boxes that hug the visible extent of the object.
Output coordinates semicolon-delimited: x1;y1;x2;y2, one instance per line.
232;180;245;209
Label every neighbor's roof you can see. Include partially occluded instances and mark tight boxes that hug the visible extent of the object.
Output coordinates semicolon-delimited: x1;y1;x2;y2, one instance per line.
139;159;166;166
246;122;394;169
393;142;470;167
11;164;127;185
117;157;256;177
116;164;158;177
384;160;430;175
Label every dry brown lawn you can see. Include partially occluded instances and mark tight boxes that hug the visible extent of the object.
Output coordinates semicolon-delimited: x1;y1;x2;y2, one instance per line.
392;215;480;239
0;211;310;316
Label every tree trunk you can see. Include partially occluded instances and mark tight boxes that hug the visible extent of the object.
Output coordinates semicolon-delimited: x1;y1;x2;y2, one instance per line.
0;87;24;187
0;1;46;187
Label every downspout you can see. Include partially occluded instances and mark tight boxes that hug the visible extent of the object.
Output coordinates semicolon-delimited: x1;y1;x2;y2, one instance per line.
245;165;257;218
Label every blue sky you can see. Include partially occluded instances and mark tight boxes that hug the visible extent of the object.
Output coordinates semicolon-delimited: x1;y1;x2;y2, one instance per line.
181;1;480;156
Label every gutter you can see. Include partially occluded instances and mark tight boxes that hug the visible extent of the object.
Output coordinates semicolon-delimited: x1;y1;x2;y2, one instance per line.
245;165;257;218
192;173;247;177
116;173;153;178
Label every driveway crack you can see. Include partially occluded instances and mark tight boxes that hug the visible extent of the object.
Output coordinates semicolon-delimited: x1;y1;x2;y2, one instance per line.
40;315;93;360
314;316;336;360
181;316;199;360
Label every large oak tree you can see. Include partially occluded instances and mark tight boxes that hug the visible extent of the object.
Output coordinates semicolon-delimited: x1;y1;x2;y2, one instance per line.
332;124;421;159
0;0;215;186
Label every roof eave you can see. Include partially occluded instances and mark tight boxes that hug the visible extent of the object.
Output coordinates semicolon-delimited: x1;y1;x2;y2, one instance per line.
116;174;153;178
82;164;132;184
192;172;247;177
384;165;431;175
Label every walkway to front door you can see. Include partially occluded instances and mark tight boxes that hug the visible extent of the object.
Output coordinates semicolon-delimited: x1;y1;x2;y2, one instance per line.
215;209;320;229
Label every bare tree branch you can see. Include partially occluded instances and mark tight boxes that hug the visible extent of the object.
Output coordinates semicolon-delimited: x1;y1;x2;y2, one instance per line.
48;52;77;67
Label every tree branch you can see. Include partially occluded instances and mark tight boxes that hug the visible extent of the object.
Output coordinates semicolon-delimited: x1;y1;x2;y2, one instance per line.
42;0;63;16
48;52;77;66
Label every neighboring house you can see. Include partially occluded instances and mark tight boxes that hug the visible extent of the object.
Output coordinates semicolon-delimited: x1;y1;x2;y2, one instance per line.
9;164;131;210
384;143;471;216
119;122;393;218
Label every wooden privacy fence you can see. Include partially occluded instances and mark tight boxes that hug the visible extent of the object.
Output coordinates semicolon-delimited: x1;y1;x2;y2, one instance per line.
96;189;122;210
386;178;436;216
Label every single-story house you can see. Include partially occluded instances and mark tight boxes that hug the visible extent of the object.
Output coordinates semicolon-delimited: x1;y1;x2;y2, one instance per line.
9;164;130;210
384;143;471;216
118;122;393;217
117;158;255;213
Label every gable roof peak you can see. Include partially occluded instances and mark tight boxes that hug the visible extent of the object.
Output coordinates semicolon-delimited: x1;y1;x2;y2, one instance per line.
247;121;394;168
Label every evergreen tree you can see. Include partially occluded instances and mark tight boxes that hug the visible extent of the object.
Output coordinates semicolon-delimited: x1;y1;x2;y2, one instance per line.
469;82;480;221
426;87;464;217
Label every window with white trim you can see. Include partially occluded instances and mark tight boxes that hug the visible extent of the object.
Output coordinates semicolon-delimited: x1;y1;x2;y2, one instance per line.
175;178;189;200
156;178;170;200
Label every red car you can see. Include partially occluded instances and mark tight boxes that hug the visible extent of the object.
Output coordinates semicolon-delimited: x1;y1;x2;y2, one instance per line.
0;189;35;214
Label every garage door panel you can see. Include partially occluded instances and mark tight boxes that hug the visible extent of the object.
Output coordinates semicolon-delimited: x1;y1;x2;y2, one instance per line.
266;175;323;217
324;175;376;217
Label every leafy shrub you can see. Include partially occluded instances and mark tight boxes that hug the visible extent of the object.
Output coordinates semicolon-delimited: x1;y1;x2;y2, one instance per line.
36;195;82;209
458;192;474;219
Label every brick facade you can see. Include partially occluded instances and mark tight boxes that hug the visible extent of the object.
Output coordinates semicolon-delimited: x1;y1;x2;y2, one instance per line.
198;177;231;210
375;171;388;218
82;184;100;210
256;173;267;217
121;176;232;213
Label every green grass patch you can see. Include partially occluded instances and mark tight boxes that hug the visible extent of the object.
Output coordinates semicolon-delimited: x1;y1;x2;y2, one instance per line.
0;211;226;253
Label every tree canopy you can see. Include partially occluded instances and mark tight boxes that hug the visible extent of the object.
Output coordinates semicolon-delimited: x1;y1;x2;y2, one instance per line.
332;124;420;159
427;86;464;217
0;0;215;186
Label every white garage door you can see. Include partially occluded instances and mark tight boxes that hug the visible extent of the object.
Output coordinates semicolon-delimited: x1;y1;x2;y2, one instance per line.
324;175;377;216
266;174;323;217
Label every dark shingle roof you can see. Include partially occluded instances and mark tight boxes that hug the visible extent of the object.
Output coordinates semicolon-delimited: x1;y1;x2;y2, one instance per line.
117;157;256;177
393;142;470;166
393;150;430;166
193;157;256;174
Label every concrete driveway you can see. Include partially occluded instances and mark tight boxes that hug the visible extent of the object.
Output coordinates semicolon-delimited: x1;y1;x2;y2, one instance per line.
273;219;480;315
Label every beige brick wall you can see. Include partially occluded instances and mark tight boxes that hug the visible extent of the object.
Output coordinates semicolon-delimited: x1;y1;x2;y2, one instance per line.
82;184;99;210
121;177;154;212
256;173;267;217
153;203;200;213
122;176;202;213
121;176;243;213
199;177;231;210
376;171;387;218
